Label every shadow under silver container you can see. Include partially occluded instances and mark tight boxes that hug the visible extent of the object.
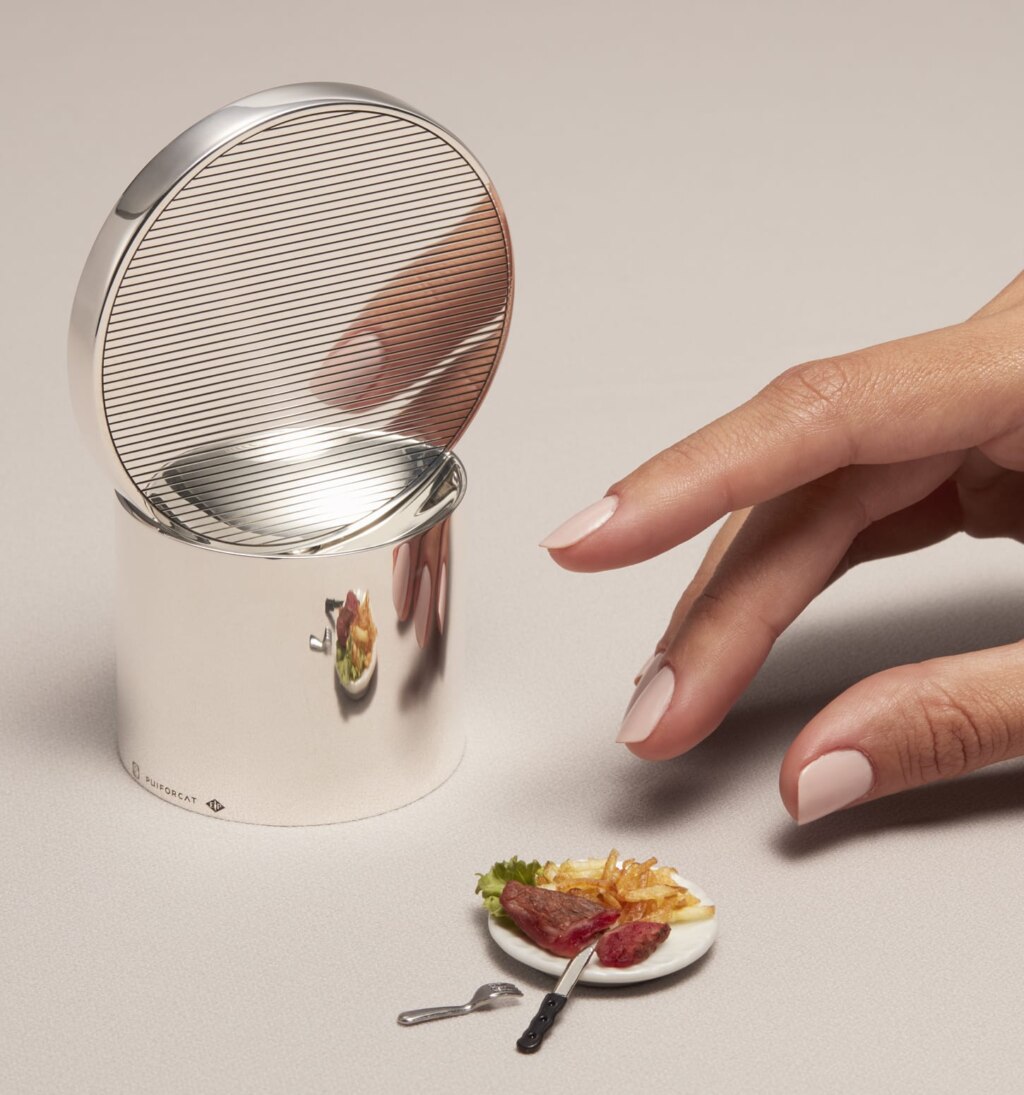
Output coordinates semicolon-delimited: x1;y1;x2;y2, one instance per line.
69;84;512;824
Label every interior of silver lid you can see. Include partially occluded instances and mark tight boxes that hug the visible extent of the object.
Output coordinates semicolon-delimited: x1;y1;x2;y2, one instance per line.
89;88;511;552
123;435;466;557
146;427;454;548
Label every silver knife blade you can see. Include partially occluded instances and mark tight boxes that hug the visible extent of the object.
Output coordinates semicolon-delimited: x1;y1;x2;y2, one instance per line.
516;933;609;1052
554;937;599;997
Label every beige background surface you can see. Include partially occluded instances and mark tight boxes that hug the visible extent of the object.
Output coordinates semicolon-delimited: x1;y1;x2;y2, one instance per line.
2;2;1024;1092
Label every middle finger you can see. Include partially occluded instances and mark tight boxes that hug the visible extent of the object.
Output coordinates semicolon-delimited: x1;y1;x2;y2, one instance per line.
618;453;961;759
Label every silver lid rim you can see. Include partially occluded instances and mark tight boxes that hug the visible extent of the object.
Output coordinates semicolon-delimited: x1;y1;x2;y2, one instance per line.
69;82;512;551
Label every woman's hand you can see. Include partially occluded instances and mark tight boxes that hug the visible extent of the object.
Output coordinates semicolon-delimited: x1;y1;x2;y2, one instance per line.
542;271;1024;823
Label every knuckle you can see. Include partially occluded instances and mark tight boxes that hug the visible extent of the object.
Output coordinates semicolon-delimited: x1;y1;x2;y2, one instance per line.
899;677;1006;781
767;356;858;430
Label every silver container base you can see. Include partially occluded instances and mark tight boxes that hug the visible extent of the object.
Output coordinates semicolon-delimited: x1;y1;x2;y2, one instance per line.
115;498;462;825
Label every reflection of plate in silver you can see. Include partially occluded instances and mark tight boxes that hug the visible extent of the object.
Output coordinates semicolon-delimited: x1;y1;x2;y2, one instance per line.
487;875;717;986
335;588;378;699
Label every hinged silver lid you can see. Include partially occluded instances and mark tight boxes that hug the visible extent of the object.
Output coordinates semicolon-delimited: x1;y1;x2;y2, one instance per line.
70;83;512;555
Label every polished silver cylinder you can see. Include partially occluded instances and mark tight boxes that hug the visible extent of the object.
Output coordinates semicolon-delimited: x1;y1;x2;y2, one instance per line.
69;84;510;824
115;493;463;825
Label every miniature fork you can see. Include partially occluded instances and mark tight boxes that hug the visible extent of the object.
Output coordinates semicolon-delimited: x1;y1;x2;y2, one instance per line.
397;982;523;1025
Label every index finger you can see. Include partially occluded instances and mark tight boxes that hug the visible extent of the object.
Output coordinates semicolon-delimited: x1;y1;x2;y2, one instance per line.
544;313;1024;572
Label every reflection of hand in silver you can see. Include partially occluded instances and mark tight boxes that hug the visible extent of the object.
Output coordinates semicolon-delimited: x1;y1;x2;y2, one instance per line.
393;518;449;649
312;196;495;651
312;198;508;448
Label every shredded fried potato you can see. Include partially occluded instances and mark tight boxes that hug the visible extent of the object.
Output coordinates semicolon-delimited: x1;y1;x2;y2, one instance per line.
535;850;715;924
357;594;377;648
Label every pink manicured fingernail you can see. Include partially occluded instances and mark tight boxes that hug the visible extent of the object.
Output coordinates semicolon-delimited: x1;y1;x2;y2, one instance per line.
626;653;664;715
437;562;447;634
392;542;411;615
797;750;874;823
540;495;618;550
414;566;432;647
633;651;662;687
617;665;674;744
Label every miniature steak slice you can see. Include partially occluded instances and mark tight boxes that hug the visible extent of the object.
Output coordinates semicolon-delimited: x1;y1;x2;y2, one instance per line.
500;880;619;957
595;921;671;968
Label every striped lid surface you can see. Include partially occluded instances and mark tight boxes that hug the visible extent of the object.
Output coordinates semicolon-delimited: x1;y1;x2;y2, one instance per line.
99;104;511;550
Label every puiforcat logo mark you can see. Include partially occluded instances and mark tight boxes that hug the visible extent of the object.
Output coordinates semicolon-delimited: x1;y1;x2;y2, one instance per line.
206;800;225;813
144;776;197;805
131;762;140;780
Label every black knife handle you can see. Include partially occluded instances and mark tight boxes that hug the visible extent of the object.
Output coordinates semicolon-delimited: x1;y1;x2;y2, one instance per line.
516;992;568;1053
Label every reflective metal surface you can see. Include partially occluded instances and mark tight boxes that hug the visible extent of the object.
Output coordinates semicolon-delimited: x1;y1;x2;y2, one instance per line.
396;983;523;1025
554;941;600;997
115;495;463;825
143;427;465;552
121;439;466;557
70;84;512;554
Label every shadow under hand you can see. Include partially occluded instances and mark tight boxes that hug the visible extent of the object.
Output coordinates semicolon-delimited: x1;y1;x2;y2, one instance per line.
605;584;1024;836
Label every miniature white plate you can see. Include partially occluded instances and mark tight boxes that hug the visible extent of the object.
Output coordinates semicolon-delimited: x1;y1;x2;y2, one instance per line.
336;589;377;699
487;875;717;986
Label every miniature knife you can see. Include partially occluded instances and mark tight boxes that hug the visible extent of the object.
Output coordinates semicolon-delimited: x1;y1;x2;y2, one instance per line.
515;940;598;1053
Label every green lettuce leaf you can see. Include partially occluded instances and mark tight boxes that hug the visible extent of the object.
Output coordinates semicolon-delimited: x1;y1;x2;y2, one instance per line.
335;634;359;684
474;857;542;918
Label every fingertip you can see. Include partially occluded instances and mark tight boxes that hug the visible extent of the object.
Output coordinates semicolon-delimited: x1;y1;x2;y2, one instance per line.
623;741;665;762
541;544;614;573
779;678;888;823
542;485;714;572
793;749;875;824
541;521;663;574
632;651;663;689
616;665;675;746
539;495;619;551
778;762;799;822
614;662;718;761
